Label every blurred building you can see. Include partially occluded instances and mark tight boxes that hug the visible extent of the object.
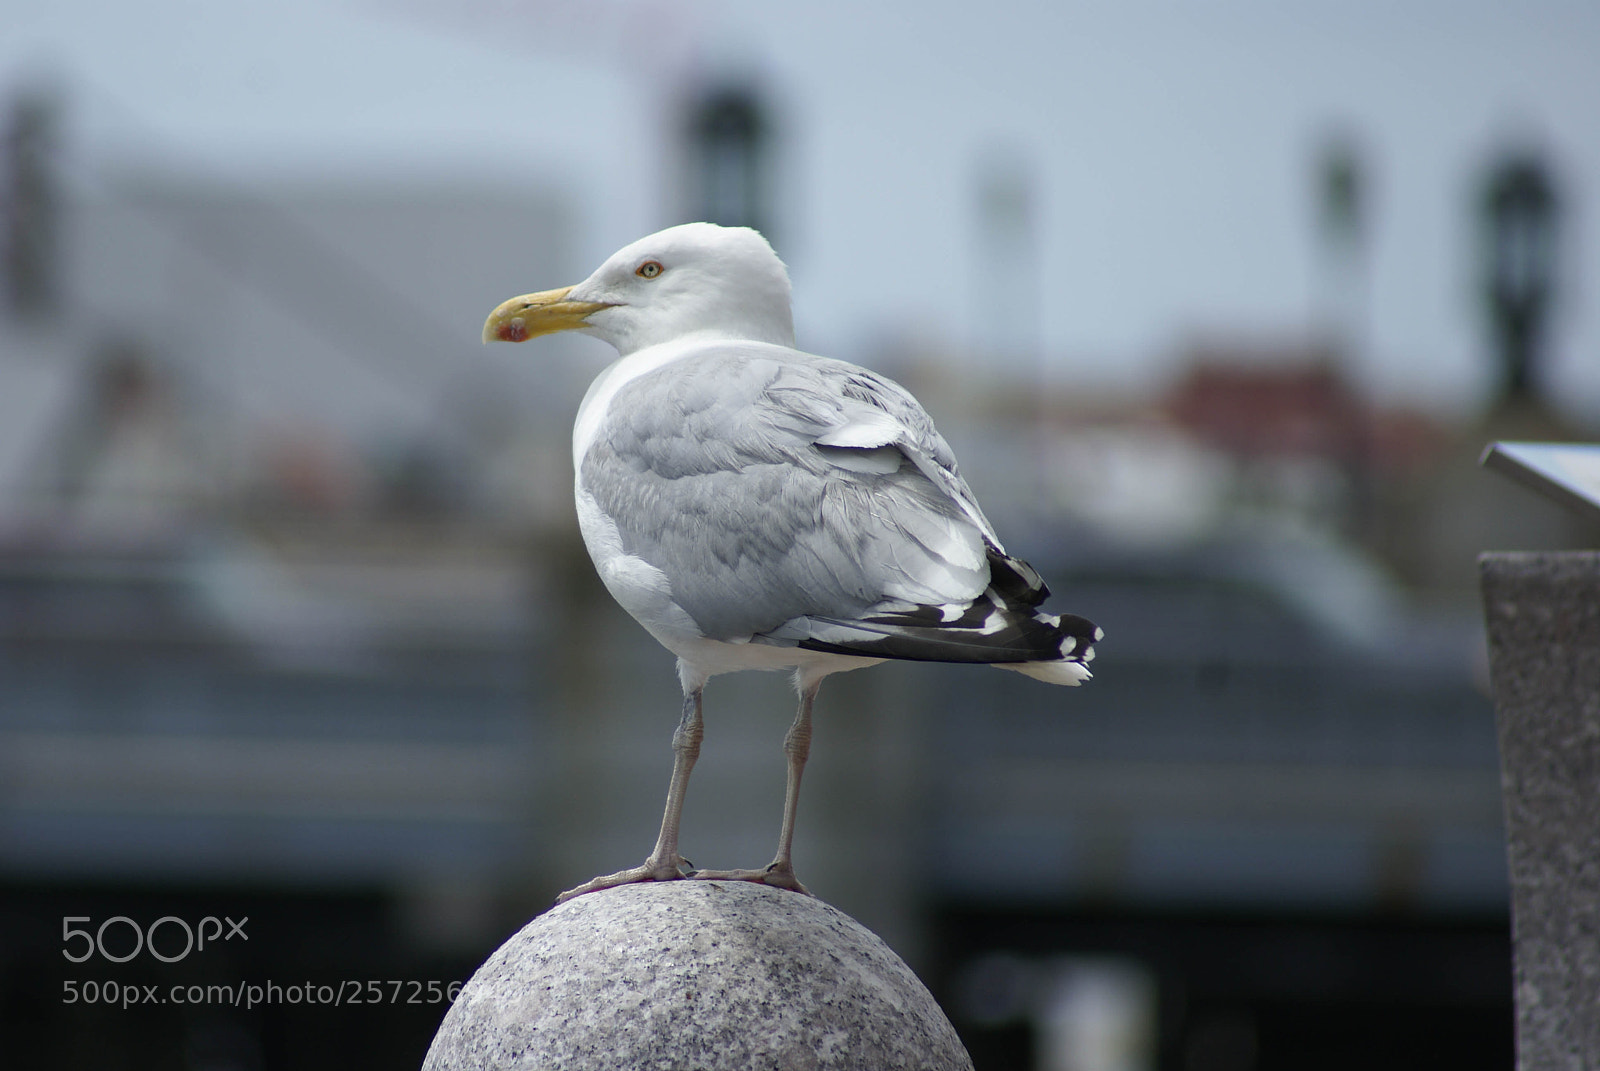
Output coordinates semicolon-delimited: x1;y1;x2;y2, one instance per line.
4;94;1579;1071
0;131;597;1065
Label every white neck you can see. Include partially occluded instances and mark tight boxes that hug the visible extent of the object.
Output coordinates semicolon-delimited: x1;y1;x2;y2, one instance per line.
571;339;705;468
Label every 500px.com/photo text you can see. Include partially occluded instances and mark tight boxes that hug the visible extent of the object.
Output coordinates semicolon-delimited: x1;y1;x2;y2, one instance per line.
62;915;247;964
63;978;465;1010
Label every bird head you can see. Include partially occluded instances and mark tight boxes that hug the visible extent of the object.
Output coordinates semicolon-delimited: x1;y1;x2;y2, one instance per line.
482;222;796;356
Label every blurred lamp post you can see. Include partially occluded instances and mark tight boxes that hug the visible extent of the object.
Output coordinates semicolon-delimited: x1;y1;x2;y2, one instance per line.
1312;128;1372;539
683;84;772;242
972;148;1046;504
1481;152;1560;404
1314;129;1367;353
974;151;1040;366
4;87;60;323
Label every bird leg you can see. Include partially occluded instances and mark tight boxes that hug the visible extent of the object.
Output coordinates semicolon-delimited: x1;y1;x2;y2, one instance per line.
692;678;818;895
554;688;703;904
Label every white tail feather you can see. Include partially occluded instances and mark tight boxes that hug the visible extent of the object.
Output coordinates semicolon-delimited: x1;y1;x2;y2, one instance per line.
996;659;1092;686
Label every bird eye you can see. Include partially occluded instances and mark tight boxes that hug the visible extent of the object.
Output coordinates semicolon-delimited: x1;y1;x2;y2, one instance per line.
635;260;664;279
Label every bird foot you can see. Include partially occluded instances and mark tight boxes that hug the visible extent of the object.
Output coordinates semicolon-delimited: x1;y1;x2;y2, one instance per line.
554;855;693;904
690;860;811;896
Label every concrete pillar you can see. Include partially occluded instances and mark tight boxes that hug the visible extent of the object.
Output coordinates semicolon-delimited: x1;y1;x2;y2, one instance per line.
1480;551;1600;1070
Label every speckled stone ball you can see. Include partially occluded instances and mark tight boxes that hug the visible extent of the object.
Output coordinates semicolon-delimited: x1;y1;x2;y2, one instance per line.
423;880;973;1071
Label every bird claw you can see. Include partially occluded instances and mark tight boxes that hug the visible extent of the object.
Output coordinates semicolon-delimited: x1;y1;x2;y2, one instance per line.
553;855;694;904
690;861;811;896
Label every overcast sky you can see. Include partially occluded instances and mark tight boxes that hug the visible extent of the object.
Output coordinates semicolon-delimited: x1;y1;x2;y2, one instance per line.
5;0;1597;417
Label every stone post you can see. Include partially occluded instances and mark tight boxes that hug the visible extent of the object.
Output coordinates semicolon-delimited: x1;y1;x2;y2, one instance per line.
423;881;974;1070
1480;551;1600;1070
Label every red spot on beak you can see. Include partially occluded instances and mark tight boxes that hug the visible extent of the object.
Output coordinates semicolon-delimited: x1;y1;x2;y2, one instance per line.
497;321;528;342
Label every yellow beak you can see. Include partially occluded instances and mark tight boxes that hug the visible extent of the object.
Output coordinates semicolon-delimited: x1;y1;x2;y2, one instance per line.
481;286;613;344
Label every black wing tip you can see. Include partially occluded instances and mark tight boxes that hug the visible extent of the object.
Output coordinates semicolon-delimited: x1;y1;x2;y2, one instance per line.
789;545;1100;671
795;604;1101;669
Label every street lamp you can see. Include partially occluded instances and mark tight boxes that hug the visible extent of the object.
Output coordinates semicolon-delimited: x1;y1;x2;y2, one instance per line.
1481;152;1559;404
684;84;771;241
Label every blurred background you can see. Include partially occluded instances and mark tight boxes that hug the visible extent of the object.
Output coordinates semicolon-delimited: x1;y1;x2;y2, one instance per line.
2;1;1597;1068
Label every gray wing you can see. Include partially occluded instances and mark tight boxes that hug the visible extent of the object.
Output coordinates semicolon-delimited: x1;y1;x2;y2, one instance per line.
579;343;996;641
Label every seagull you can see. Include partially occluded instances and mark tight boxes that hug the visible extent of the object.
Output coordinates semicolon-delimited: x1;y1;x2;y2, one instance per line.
483;222;1100;902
